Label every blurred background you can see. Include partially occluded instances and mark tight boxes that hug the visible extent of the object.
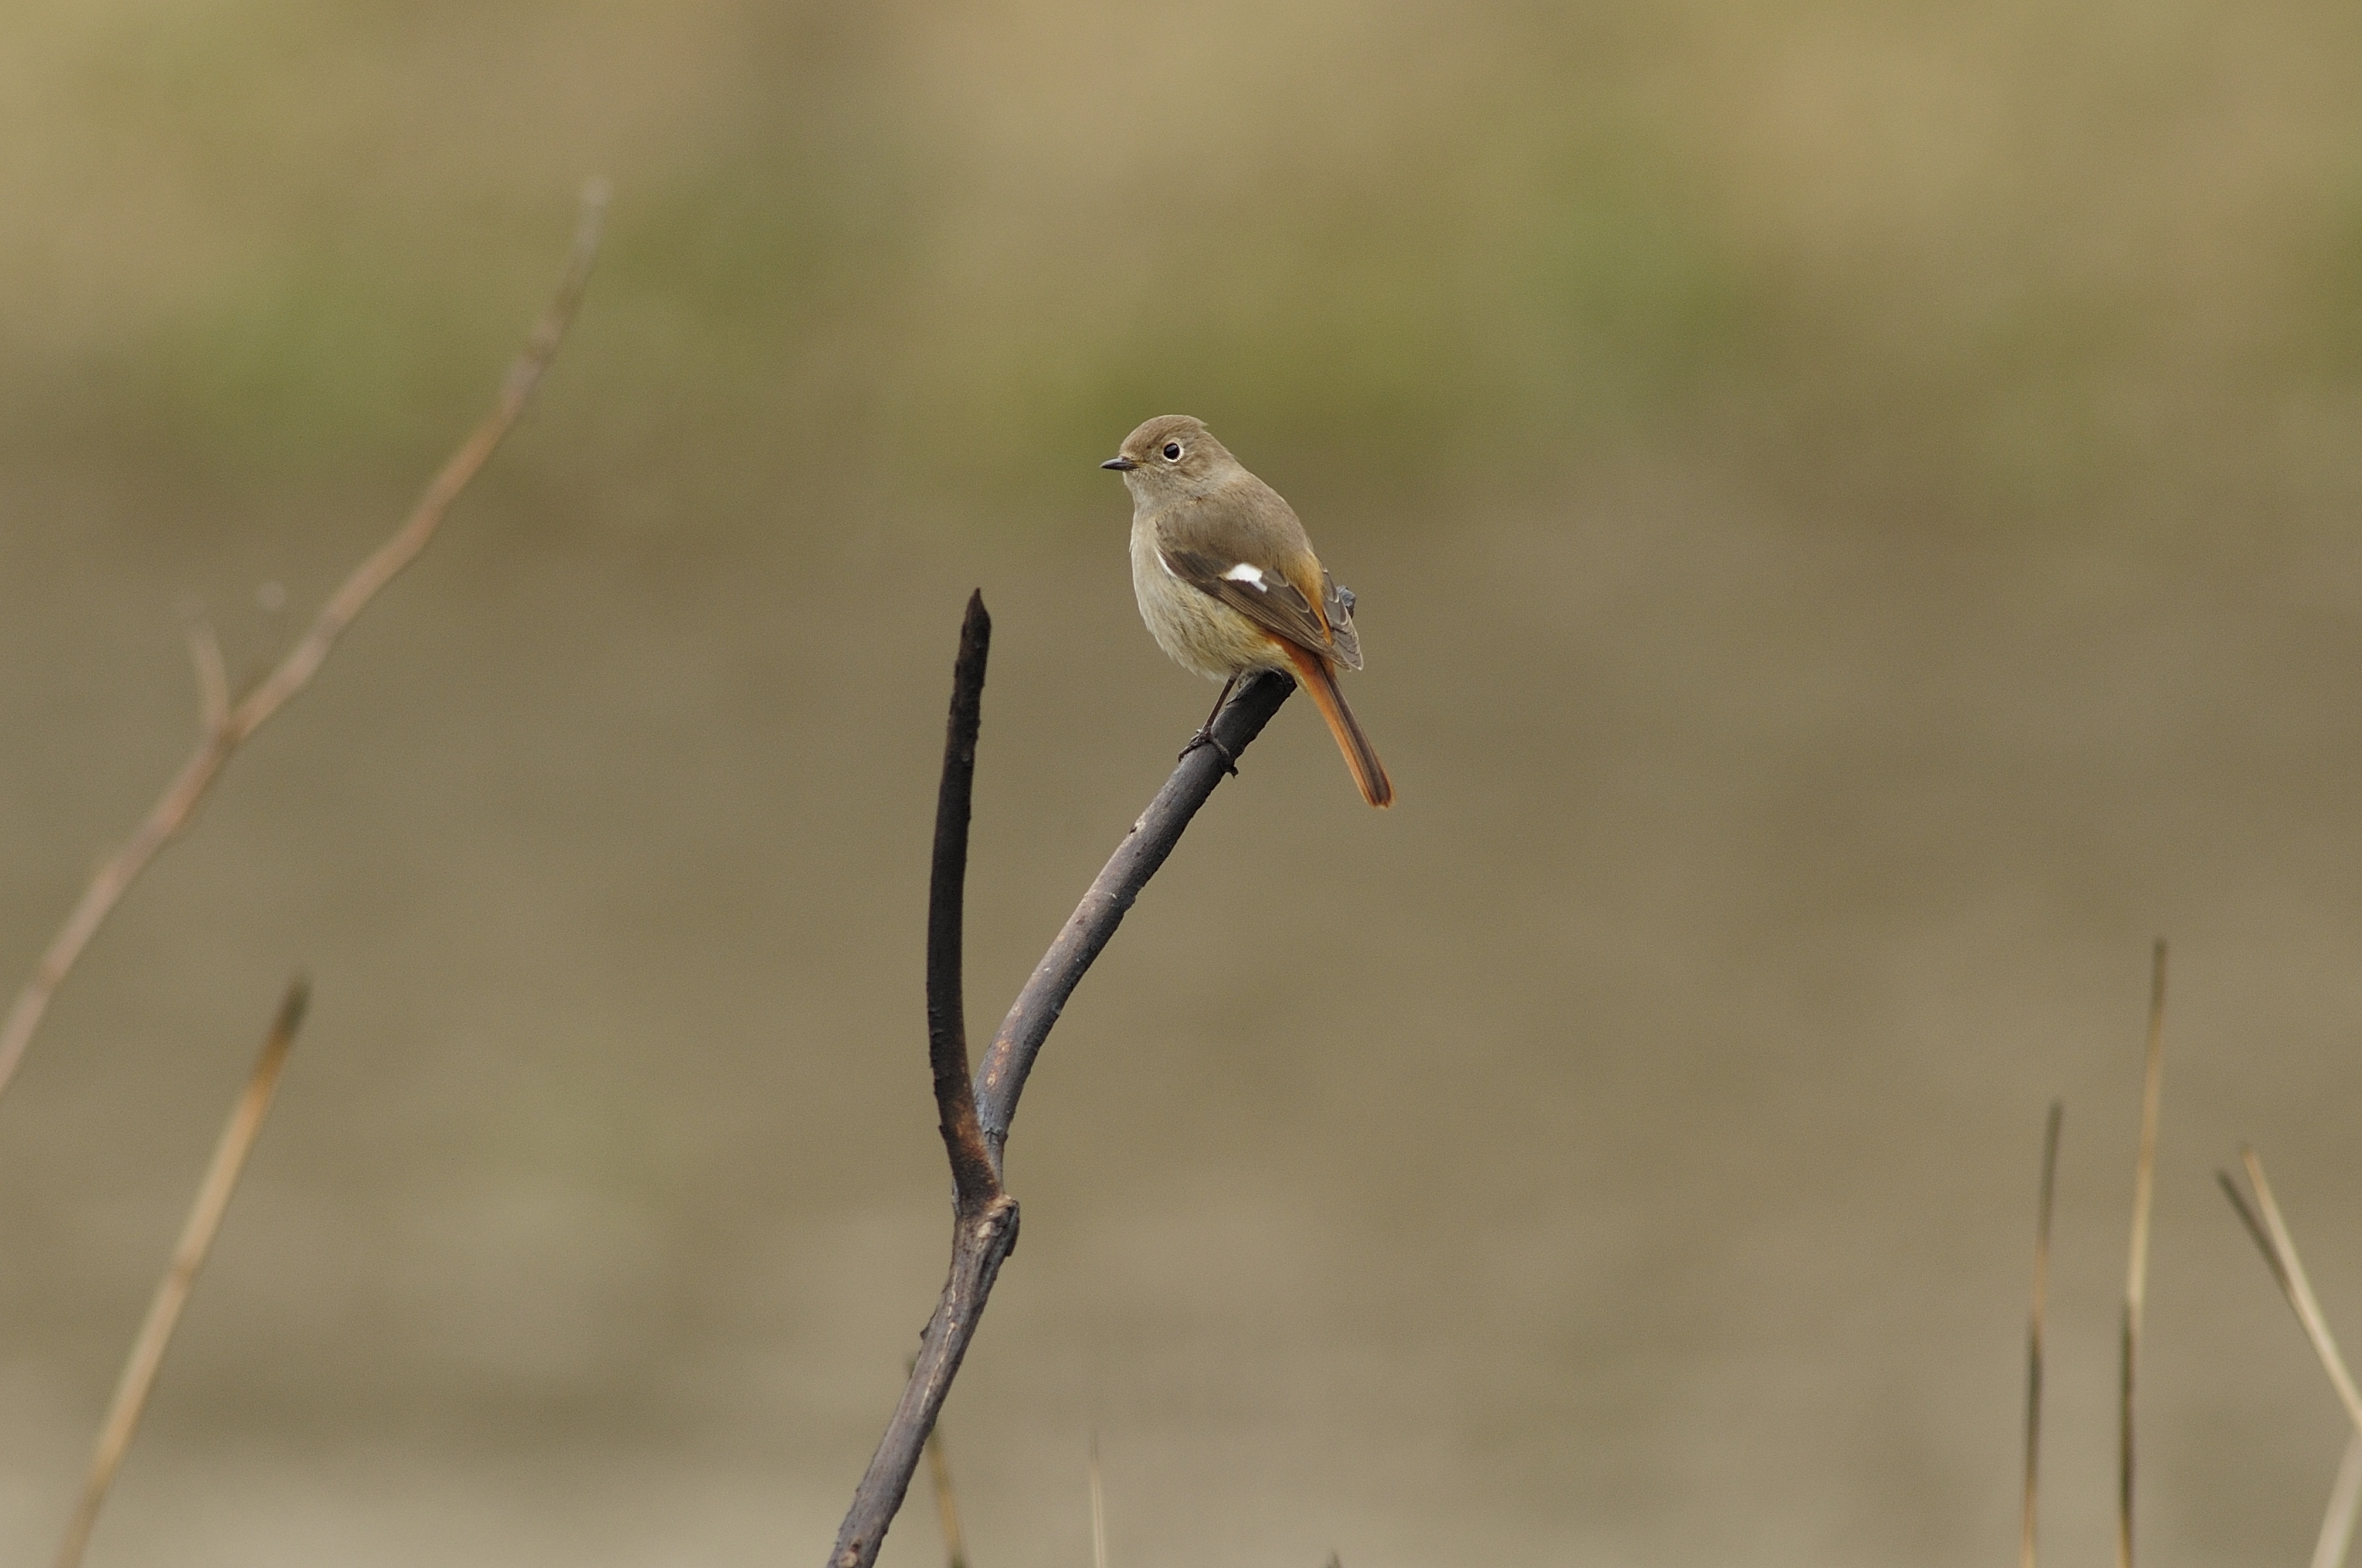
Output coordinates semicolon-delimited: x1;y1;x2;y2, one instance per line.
2;0;2360;1563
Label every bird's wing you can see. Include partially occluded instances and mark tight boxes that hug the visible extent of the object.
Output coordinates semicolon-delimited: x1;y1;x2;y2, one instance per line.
1155;484;1363;667
1159;543;1338;658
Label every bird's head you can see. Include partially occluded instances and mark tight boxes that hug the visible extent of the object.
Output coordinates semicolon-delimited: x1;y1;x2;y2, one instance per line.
1101;415;1237;501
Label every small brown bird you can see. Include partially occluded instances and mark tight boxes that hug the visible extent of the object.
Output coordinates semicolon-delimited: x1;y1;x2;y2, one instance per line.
1103;415;1392;808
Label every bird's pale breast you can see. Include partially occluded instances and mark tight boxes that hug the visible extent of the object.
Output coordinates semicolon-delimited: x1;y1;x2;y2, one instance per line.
1130;516;1291;679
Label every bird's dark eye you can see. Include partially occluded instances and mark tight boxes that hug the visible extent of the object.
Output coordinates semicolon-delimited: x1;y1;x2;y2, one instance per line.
1161;441;1184;462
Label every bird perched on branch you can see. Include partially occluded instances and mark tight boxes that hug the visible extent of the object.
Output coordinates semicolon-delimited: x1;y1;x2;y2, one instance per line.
1103;415;1392;808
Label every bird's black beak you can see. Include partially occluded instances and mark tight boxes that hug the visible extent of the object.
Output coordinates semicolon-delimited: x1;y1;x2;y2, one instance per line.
1100;456;1136;471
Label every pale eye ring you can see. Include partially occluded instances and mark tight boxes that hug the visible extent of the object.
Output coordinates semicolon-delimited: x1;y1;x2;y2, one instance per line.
1161;440;1184;462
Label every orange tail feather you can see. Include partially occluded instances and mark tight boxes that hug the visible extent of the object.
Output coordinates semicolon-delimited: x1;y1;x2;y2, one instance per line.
1279;643;1393;809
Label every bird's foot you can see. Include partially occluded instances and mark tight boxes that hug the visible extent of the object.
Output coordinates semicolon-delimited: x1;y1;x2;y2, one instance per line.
1178;725;1240;776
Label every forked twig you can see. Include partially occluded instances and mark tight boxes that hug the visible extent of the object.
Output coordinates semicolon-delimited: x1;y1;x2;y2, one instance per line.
2118;940;2167;1568
831;594;1016;1567
2023;1100;2062;1568
826;602;1296;1567
51;981;311;1568
0;180;608;1109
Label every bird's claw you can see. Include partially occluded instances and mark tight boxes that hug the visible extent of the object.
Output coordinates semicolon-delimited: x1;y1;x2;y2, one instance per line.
1179;726;1240;777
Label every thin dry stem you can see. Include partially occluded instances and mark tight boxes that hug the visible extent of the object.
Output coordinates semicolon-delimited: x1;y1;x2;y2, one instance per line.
923;1423;970;1568
2118;939;2166;1568
51;981;310;1568
185;616;229;735
0;179;607;1109
2220;1154;2362;1567
2023;1099;2062;1568
2228;1151;2362;1433
2315;1435;2362;1568
1089;1431;1108;1568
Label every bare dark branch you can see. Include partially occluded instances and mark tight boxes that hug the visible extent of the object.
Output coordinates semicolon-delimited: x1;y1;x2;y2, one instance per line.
930;592;999;1211
827;1191;1018;1568
830;596;1013;1568
827;638;1296;1568
0;179;607;1108
53;981;310;1568
974;669;1294;1164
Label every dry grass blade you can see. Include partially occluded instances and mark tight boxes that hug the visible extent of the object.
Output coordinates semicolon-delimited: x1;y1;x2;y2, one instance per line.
51;980;311;1568
2313;1434;2362;1568
2118;939;2166;1568
2221;1152;2362;1568
1089;1431;1108;1568
923;1422;971;1568
2219;1151;2362;1434
2023;1099;2063;1568
0;178;608;1110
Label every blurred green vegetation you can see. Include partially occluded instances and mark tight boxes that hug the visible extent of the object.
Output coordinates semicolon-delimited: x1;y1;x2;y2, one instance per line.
2;0;2358;538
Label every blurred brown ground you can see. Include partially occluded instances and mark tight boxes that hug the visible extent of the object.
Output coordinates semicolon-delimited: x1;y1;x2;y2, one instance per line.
2;1;2361;1564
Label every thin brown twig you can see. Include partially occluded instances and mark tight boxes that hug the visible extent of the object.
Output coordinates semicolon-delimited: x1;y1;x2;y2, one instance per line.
2023;1099;2062;1568
923;1422;971;1568
51;981;310;1568
184;615;229;735
2119;939;2166;1568
0;179;608;1110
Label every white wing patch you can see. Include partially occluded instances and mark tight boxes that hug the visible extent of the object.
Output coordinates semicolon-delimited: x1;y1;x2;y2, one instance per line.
1221;562;1269;591
1156;550;1183;581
